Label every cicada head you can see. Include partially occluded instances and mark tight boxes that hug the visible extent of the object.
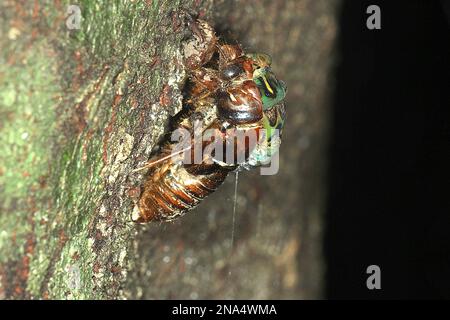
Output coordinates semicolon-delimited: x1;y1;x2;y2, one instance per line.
247;53;287;110
253;68;287;111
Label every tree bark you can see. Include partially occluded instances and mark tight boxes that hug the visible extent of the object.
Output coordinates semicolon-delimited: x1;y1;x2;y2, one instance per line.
0;0;339;299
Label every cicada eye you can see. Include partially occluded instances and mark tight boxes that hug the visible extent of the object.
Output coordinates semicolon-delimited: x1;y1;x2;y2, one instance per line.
221;63;244;80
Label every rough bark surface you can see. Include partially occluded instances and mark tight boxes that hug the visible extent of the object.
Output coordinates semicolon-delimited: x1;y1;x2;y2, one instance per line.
0;0;339;299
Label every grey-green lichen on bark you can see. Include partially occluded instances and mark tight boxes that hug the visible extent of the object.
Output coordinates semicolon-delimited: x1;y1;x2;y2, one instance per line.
0;0;208;299
0;0;339;299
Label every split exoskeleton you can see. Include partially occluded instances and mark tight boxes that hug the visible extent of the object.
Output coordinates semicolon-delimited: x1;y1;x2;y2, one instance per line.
133;19;287;223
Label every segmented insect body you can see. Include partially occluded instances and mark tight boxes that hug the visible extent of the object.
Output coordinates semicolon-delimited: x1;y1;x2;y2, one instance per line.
133;20;287;223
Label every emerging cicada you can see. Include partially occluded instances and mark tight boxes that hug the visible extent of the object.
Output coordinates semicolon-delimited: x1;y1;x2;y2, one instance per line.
132;19;287;223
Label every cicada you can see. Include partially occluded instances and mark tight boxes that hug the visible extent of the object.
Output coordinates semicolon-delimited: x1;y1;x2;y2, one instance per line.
132;20;287;223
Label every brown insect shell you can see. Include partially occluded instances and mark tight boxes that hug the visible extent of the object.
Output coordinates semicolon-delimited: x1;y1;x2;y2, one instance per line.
183;20;218;70
188;68;221;101
217;121;264;166
219;44;244;67
217;80;264;125
220;56;254;82
216;47;262;125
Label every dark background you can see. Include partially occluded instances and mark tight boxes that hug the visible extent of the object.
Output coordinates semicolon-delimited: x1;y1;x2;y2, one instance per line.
326;0;450;298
